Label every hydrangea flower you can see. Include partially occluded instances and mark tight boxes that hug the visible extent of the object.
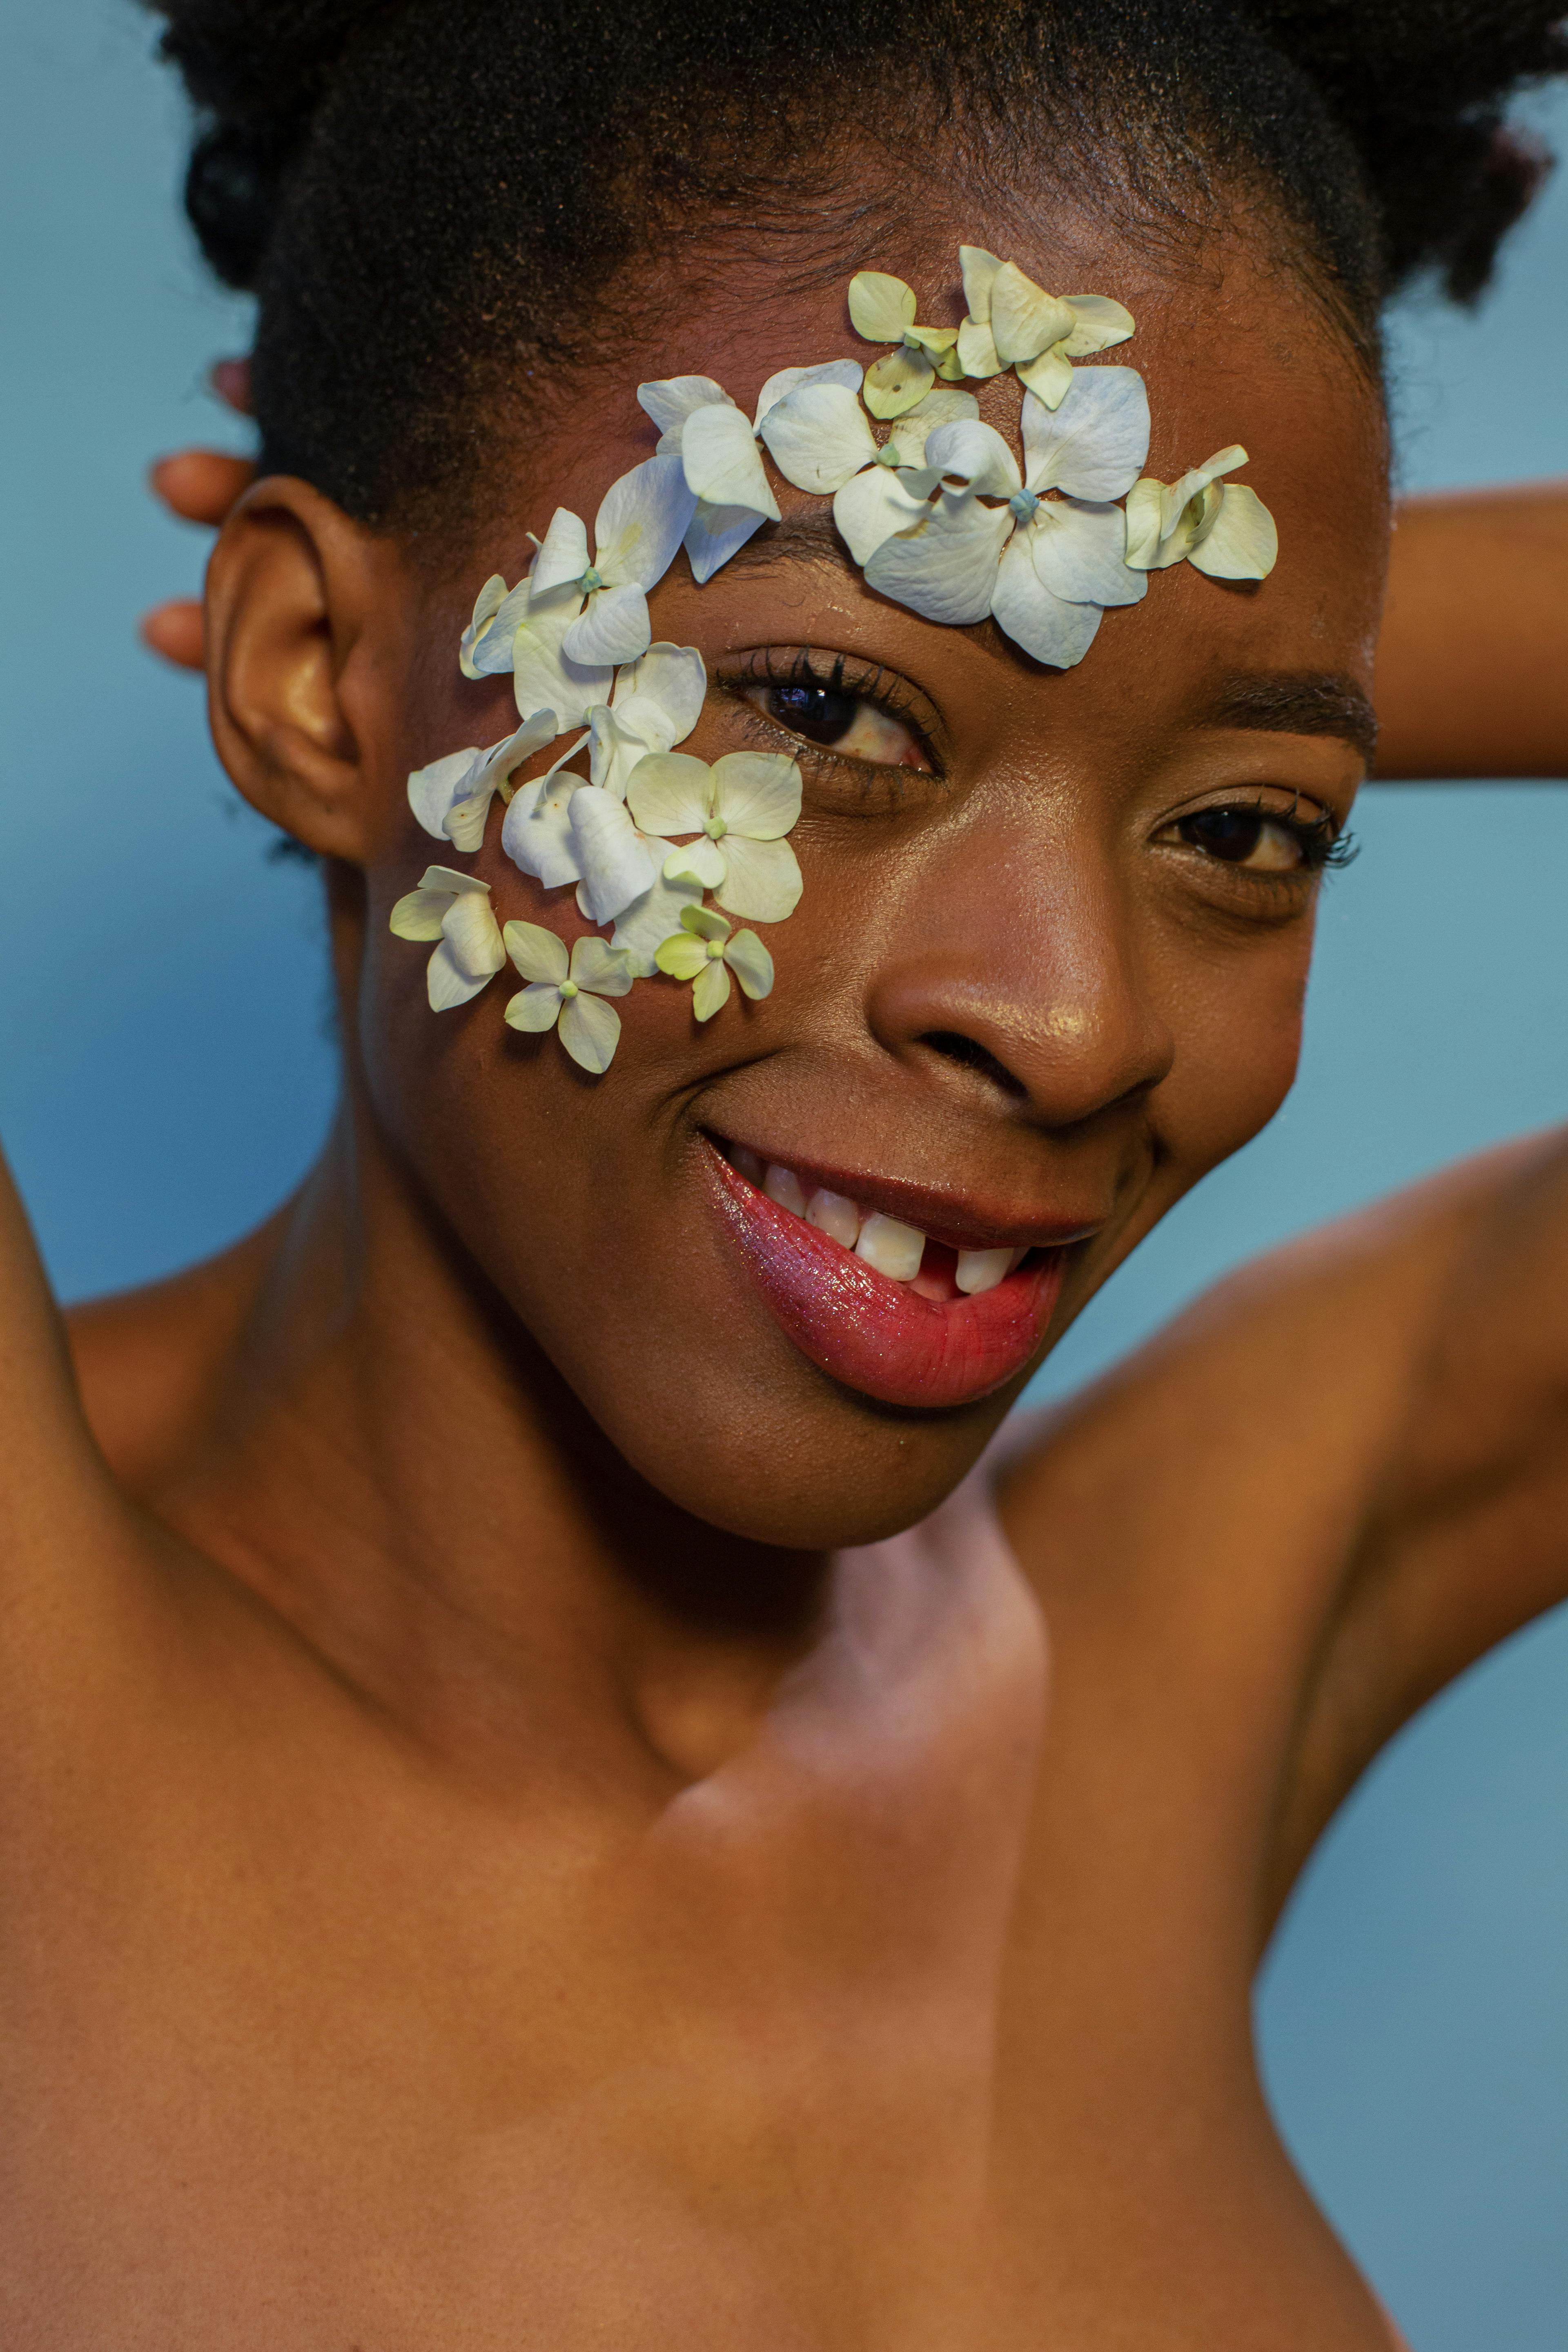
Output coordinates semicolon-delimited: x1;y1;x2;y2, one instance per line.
1124;446;1279;579
626;750;803;923
528;455;696;665
406;708;558;853
758;380;979;565
501;922;634;1073
501;643;708;922
458;569;613;737
848;272;963;418
956;246;1134;411
388;867;506;1011
638;365;863;581
654;904;775;1021
861;369;1151;669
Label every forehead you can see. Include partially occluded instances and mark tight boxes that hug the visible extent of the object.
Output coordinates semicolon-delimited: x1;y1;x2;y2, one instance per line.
490;204;1390;721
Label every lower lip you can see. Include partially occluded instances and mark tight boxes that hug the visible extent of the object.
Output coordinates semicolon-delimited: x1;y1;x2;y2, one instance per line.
706;1149;1067;1410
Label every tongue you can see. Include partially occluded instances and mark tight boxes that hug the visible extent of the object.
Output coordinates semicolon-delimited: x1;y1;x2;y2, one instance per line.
909;1243;962;1304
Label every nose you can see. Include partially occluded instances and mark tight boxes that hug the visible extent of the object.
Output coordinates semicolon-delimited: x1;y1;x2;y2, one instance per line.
863;826;1175;1130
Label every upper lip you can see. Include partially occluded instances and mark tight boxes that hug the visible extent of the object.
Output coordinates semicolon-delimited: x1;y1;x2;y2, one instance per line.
704;1131;1106;1256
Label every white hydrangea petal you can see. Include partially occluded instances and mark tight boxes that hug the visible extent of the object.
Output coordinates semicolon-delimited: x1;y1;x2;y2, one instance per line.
586;703;650;798
832;466;935;566
692;957;733;1022
625;751;712;839
609;846;703;976
921;418;1021;499
530;509;591;599
723;928;774;1001
501;770;586;888
759;382;877;494
989;534;1104;670
459;575;509;677
593;453;697;591
1123;478;1180;571
862;347;935;420
1058;295;1136;357
752;359;864;428
657;930;711;982
564;584;652;667
1014;345;1075;410
682;901;731;941
637;375;732;443
886;388;980;463
512;605;612;730
711;834;802;924
1029;499;1149;610
1160;446;1248;539
428;936;499;1012
679;403;781;519
389;887;452;942
440;891;506;983
559;991;622;1073
568;935;635;998
615;643;706;743
989;263;1076;367
502;919;570;986
408;746;483;841
1186;482;1279;580
662;836;726;890
1021;370;1150;503
568;788;658;924
958;245;1003;324
684;501;768;585
863;489;1013;627
504;982;565;1033
442;789;494;855
956;317;1003;378
420;864;488;895
712;751;801;840
849;270;917;343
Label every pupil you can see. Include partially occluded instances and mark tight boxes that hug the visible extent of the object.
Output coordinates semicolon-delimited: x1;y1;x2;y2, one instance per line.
1182;807;1265;863
766;681;860;747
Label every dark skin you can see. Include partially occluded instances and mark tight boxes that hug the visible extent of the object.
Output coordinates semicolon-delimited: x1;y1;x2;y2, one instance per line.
5;205;1568;2347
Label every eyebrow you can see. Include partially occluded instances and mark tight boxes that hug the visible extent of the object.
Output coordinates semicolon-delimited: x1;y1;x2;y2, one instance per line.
719;510;856;579
1203;671;1379;763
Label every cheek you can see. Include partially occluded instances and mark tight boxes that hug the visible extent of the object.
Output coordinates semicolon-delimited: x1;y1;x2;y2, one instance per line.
1152;926;1312;1183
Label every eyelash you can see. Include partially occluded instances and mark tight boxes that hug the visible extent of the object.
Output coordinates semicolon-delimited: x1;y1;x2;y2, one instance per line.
717;647;941;777
1197;794;1357;874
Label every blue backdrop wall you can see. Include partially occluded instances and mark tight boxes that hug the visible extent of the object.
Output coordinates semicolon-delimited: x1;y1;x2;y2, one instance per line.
3;10;1566;2341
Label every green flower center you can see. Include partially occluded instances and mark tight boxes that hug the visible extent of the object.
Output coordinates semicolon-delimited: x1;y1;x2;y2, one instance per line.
706;940;725;961
874;443;903;469
580;566;603;592
703;815;727;839
559;980;579;998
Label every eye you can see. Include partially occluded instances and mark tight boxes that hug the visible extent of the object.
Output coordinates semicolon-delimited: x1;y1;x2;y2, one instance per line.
1177;805;1307;871
730;650;935;772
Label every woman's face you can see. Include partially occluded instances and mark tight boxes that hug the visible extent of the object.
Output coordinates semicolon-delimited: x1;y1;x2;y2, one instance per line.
342;214;1388;1549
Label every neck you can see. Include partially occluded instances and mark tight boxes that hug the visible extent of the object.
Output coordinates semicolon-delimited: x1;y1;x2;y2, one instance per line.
74;1082;830;1790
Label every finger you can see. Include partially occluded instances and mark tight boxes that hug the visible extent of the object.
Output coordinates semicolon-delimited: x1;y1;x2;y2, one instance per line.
210;355;252;415
139;599;207;672
149;450;257;527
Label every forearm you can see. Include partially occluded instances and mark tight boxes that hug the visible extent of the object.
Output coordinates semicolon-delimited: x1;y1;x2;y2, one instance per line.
1375;481;1568;780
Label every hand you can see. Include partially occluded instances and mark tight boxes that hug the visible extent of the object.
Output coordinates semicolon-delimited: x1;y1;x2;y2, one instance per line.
139;359;257;673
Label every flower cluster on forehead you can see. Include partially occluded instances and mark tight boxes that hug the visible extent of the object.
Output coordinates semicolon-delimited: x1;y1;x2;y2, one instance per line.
391;243;1279;1071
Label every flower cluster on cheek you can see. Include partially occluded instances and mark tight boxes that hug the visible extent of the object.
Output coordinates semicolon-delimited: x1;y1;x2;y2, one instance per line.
390;243;1278;1069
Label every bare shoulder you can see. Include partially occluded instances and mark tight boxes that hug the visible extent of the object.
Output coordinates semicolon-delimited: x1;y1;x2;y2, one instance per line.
996;1132;1566;1922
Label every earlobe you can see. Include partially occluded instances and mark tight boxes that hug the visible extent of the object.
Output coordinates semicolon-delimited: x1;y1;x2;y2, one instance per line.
204;477;399;863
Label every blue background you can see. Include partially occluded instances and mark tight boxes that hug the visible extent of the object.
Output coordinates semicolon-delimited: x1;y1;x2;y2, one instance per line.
4;9;1567;2339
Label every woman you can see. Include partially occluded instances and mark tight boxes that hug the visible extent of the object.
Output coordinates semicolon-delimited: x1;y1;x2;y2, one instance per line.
7;0;1568;2343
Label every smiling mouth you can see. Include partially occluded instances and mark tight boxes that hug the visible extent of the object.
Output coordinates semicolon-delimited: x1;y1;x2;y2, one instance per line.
705;1136;1088;1411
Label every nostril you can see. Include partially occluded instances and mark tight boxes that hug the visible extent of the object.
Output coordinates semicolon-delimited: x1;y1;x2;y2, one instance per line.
918;1030;1027;1099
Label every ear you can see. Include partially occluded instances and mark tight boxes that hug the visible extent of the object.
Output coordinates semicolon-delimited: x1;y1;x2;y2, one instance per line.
203;477;409;863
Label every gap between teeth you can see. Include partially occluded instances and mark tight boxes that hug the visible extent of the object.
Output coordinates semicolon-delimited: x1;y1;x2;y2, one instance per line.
726;1144;1027;1294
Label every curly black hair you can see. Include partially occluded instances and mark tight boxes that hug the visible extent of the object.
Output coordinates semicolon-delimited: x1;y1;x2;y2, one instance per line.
149;0;1568;536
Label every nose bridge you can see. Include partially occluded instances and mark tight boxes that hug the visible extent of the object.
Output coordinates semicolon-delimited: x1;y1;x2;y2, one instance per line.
863;816;1175;1127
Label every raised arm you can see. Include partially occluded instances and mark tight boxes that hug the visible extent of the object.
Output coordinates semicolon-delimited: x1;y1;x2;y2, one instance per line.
1374;481;1568;781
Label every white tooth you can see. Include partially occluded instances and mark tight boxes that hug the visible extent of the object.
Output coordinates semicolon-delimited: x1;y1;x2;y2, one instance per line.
955;1247;1013;1296
763;1162;808;1217
728;1143;764;1185
854;1212;926;1282
805;1187;861;1248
